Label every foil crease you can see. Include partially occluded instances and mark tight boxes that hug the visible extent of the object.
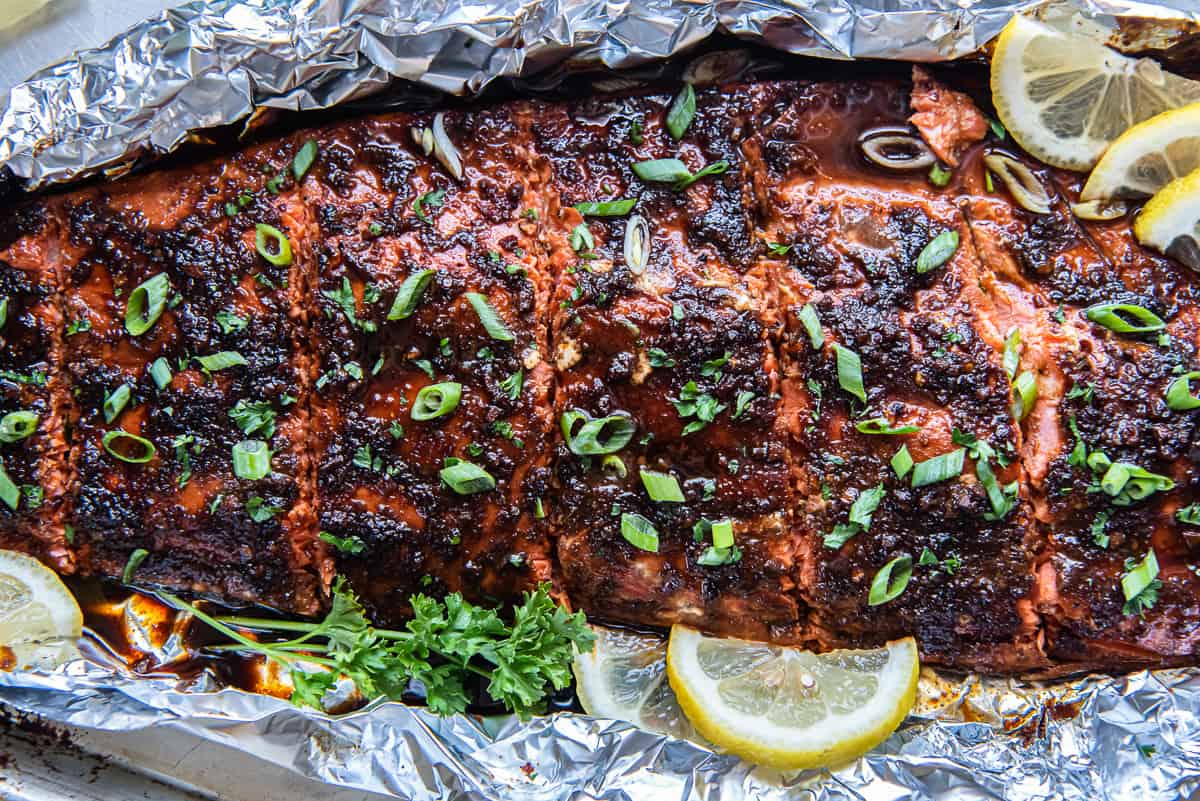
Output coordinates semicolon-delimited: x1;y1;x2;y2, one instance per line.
3;0;1200;798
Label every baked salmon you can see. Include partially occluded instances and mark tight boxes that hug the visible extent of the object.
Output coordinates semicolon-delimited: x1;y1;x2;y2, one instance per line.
1;70;1197;673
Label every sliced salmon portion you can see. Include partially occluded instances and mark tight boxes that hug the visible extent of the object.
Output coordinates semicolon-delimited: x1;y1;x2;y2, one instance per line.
0;202;71;569
533;86;806;644
750;80;1046;671
908;66;989;168
298;105;555;626
55;137;323;614
964;147;1200;668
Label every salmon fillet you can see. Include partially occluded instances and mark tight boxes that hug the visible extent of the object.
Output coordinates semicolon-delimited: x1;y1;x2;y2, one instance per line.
1;69;1198;674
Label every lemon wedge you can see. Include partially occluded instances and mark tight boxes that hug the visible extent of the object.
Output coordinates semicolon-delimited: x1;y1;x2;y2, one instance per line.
1134;167;1200;271
0;549;82;670
991;15;1200;171
666;626;918;770
1082;103;1200;201
573;625;697;740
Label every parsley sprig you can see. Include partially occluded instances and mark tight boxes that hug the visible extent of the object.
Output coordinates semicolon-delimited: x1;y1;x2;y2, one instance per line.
160;579;594;719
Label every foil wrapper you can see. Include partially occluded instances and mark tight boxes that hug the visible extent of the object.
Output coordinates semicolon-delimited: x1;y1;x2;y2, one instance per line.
3;0;1200;798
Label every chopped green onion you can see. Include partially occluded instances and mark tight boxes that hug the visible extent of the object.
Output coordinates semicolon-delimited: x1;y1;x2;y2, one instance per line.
125;273;170;336
855;418;919;435
388;268;436;320
833;343;866;403
848;484;886;529
619;512;659;552
1003;327;1021;382
570;223;595;253
0;297;8;328
732;390;755;420
0;411;38;443
466;292;514;342
1011;370;1038;420
103;384;132;423
632;158;691;184
232;440;272;480
102;430;157;464
561;410;636;455
1085;302;1165;334
254;224;293;266
291;139;318;181
868;555;913;606
440;457;495;494
122;548;149;584
215;310;248;334
665;84;696;140
640;469;685;503
245;495;282;522
0;458;18;510
675;160;728;190
574;199;636;217
149;357;173;389
1166;371;1200;411
413;189;446;224
1121;549;1160;617
928;163;952;187
318;530;366;555
196;351;247;371
412;382;462;421
976;457;1018;520
697;544;742;566
710;518;734;549
500;369;524;400
891;445;914;478
916;230;959;274
1100;462;1174;506
798;304;824;350
1177;503;1200;525
911;448;965;488
601;455;627;479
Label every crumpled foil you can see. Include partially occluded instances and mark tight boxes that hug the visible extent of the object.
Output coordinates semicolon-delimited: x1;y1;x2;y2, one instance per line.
3;0;1200;798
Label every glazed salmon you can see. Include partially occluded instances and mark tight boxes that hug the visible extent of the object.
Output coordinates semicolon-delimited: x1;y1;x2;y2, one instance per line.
2;69;1198;673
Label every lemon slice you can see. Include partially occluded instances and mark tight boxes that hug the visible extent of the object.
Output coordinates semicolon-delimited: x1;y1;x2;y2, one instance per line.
1134;167;1200;270
573;625;696;740
991;15;1200;171
666;626;918;770
0;549;82;670
1081;103;1200;201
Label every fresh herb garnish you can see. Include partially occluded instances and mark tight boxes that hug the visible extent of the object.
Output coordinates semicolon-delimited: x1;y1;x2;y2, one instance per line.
216;310;248;334
323;277;377;333
229;399;277;438
665;84;696;140
413;189;446;224
673;381;726;436
1121;550;1161;617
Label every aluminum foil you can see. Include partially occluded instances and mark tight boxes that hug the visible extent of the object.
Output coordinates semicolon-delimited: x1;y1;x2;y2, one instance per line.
4;0;1200;798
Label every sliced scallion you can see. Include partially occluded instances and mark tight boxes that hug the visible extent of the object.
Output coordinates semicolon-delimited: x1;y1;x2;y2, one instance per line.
798;304;824;350
254;224;293;267
1121;549;1160;617
466;292;514;342
891;445;914;479
102;430;157;464
833;343;866;403
196;351;247;371
125;272;170;336
412;382;462;421
561;410;636;455
149;357;173;389
574;199;636;217
911;448;965;488
291;139;319;181
1002;327;1021;382
122;548;149;584
916;230;959;274
1166;371;1200;411
387;269;436;320
868;555;913;606
0;411;38;443
0;297;8;328
640;469;685;503
620;512;659;552
1100;462;1174;506
103;384;132;423
1085;302;1165;334
1011;370;1038;420
601;455;628;479
855;417;919;435
440;457;496;495
666;84;696;140
632;158;691;184
848;484;885;530
232;440;272;480
0;458;18;510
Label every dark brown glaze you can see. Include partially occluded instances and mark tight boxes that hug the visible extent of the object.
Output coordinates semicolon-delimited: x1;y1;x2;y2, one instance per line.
0;201;71;569
749;81;1045;670
964;155;1200;669
54;138;323;614
299;106;554;625
532;87;805;643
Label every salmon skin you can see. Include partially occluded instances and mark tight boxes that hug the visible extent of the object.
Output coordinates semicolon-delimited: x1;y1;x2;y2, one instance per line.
2;72;1198;674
